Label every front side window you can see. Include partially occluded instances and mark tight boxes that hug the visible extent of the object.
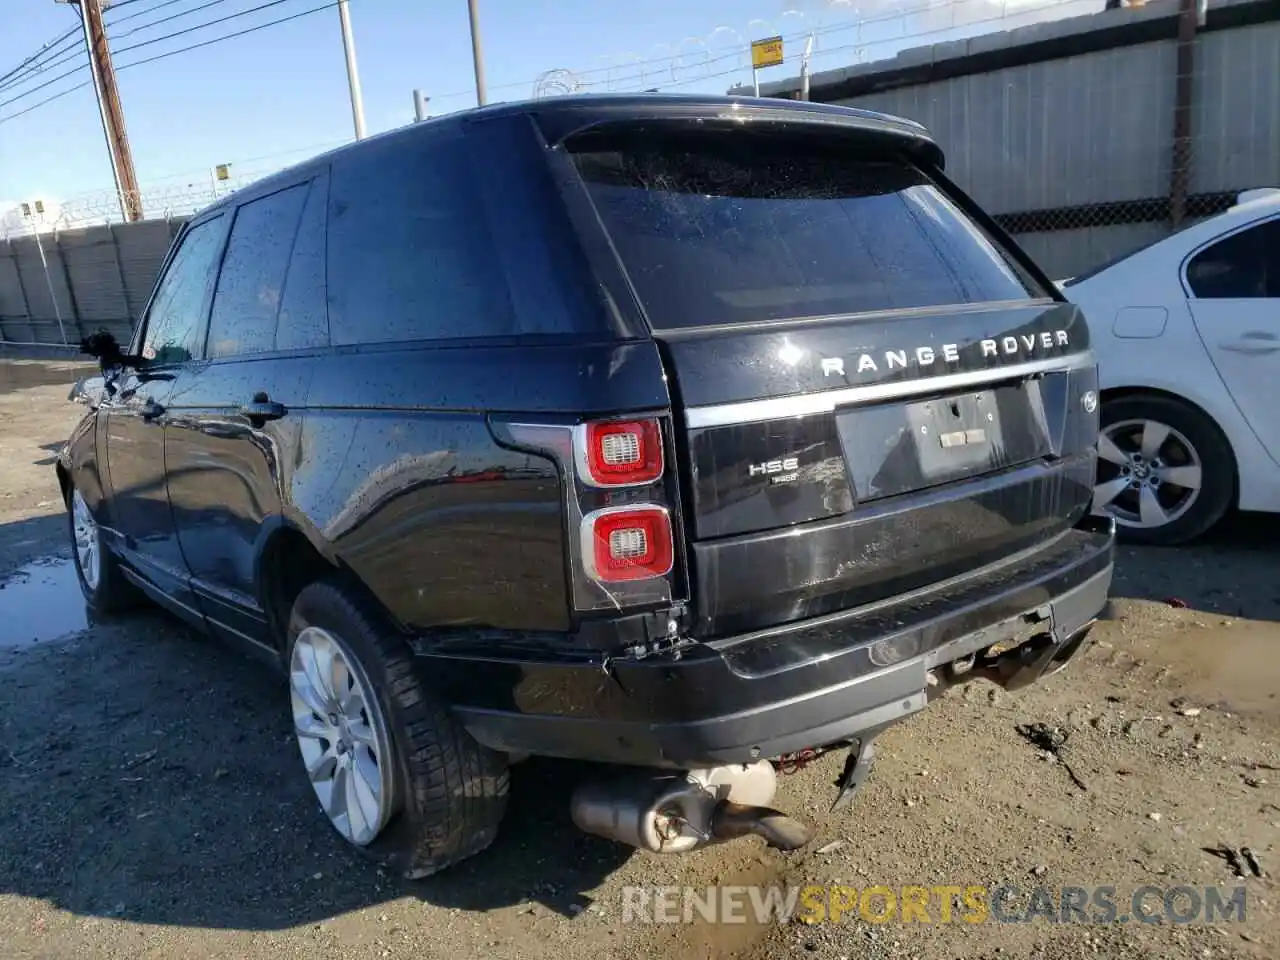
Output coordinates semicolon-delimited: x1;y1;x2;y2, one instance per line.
570;132;1042;330
141;216;226;365
1186;219;1280;299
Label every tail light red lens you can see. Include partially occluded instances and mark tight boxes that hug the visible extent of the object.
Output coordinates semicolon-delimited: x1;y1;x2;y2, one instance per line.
574;419;663;487
581;505;674;583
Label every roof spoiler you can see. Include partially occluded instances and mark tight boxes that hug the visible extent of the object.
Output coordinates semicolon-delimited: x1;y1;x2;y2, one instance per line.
521;99;945;170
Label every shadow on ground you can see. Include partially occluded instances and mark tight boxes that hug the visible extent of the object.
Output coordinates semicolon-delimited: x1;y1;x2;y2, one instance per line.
1111;510;1280;621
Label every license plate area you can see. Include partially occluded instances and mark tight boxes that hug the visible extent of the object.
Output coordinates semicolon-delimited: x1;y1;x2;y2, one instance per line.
836;380;1053;502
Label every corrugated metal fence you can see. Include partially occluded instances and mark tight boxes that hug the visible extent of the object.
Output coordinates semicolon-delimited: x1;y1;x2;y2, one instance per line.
0;216;187;346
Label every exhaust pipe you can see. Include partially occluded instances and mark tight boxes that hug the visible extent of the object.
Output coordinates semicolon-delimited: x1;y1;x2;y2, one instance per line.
570;761;814;854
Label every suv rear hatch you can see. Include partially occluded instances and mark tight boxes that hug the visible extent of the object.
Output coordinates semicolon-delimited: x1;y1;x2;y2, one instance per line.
560;113;1098;638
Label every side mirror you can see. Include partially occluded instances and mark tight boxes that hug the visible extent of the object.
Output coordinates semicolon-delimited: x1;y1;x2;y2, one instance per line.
80;329;142;373
81;330;123;365
68;375;107;409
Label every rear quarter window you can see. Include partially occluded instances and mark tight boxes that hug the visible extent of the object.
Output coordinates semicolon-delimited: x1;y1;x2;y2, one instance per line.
570;135;1041;329
326;127;516;346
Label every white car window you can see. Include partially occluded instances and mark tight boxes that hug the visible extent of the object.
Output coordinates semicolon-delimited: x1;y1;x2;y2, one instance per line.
1185;218;1280;300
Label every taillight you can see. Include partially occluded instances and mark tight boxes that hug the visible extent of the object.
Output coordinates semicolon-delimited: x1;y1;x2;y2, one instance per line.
580;505;674;583
574;419;664;487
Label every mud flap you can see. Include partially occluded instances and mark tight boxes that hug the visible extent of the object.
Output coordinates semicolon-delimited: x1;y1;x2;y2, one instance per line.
831;736;878;812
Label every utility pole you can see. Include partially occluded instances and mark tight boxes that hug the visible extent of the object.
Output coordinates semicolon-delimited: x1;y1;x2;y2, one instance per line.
60;0;143;222
467;0;488;106
799;34;815;101
336;0;367;139
1167;0;1199;228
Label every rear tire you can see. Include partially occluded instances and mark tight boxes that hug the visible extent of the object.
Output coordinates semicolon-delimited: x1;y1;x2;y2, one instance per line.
67;484;141;614
1094;395;1234;546
286;579;509;878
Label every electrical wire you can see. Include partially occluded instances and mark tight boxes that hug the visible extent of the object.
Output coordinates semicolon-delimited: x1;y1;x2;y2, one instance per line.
112;0;315;57
0;27;80;91
0;38;87;91
0;0;343;125
0;43;85;98
111;0;242;41
114;0;341;69
0;79;94;126
0;58;91;112
105;0;213;28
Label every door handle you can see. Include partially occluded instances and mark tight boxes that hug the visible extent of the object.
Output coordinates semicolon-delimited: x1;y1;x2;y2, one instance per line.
140;397;165;421
238;395;287;423
1220;331;1279;355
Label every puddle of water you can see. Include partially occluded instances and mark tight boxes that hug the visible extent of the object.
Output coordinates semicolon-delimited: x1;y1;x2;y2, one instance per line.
0;558;89;649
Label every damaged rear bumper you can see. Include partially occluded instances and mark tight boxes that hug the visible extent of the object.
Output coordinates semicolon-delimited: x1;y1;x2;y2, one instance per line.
425;516;1115;768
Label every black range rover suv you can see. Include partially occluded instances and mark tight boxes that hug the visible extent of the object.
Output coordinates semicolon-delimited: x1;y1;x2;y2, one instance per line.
62;94;1113;876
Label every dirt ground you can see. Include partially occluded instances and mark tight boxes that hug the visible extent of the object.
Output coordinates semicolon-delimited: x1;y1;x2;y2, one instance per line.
0;353;1276;960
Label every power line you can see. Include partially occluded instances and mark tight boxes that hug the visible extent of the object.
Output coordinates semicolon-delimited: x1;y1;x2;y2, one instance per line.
111;0;238;40
0;26;80;90
116;0;342;68
0;41;85;97
0;0;344;125
0;1;286;99
112;0;314;57
0;79;94;125
105;0;210;27
0;58;91;112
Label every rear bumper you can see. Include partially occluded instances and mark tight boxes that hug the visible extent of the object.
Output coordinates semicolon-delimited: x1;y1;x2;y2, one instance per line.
424;516;1115;768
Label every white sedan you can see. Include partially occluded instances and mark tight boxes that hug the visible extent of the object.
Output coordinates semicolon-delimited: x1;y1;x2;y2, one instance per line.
1060;189;1280;545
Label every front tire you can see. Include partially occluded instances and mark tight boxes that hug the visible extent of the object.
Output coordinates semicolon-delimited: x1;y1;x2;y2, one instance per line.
67;485;140;614
1093;395;1234;546
286;579;509;878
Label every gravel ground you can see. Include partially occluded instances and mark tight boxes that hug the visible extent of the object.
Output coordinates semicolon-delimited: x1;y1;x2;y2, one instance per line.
0;355;1276;960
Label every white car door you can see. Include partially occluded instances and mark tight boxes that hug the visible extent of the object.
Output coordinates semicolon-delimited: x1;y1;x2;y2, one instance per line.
1185;217;1280;462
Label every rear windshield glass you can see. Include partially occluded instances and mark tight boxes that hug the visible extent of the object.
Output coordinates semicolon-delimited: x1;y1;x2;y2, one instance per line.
570;135;1041;329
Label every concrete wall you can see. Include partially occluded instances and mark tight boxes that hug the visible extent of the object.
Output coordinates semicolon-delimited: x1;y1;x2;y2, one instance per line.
0;217;187;345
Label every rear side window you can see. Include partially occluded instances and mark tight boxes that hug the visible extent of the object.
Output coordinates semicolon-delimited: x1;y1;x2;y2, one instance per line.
1186;219;1280;299
326;128;515;345
570;134;1040;329
207;182;309;358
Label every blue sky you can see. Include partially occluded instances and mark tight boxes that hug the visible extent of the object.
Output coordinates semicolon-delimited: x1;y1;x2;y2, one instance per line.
0;0;1093;218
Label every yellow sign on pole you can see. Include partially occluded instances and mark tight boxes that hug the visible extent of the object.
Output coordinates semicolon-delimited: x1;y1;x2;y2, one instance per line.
750;36;784;70
215;164;231;182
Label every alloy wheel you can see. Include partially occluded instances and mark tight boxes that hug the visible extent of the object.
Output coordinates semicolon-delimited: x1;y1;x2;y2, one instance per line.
72;489;100;591
1093;418;1203;530
289;626;396;846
